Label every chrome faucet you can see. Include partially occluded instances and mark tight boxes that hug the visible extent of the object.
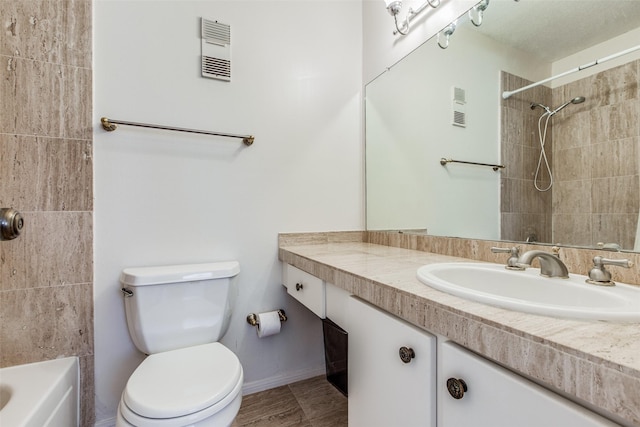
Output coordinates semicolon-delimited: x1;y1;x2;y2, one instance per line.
516;249;569;278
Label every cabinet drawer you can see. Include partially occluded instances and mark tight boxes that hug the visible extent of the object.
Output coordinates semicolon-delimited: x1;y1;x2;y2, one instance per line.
283;264;326;318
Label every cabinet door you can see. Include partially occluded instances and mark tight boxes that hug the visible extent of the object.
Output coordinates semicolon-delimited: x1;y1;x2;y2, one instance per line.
439;341;618;427
348;297;436;427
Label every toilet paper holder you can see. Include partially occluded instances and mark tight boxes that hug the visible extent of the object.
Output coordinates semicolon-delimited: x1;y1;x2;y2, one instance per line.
246;309;287;327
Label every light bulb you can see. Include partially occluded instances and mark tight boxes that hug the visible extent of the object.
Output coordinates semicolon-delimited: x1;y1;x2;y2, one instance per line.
384;0;402;16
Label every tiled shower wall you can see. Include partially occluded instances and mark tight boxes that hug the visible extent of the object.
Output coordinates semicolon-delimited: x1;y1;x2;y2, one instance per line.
501;61;640;249
500;72;553;243
552;60;639;249
0;1;94;425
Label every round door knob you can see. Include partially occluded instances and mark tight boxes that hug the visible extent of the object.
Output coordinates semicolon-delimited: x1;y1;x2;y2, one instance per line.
0;208;24;241
446;377;468;399
399;346;415;363
295;283;303;291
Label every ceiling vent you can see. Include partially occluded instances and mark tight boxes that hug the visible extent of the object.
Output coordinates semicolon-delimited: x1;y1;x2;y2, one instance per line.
201;18;231;82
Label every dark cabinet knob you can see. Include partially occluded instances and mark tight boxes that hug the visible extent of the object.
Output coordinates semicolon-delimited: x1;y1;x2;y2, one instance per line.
399;346;415;363
295;283;303;291
447;377;468;399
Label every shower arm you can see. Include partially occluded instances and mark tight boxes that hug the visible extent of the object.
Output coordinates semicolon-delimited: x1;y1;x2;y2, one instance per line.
502;44;640;100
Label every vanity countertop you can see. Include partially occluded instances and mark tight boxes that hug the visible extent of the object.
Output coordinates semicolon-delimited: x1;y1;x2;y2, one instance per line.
279;236;640;427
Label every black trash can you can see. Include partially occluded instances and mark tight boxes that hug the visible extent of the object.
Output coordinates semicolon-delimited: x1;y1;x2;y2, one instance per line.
322;317;348;396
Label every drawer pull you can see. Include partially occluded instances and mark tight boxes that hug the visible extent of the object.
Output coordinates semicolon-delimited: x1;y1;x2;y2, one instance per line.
446;377;468;399
295;283;304;291
399;346;415;363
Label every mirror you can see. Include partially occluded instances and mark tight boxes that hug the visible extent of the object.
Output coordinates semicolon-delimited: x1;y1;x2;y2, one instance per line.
366;0;640;251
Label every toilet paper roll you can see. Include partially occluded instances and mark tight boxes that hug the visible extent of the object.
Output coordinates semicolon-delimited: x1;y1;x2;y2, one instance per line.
256;311;281;338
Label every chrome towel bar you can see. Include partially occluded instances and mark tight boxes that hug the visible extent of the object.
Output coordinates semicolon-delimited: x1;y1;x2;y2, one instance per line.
440;157;504;172
100;117;255;146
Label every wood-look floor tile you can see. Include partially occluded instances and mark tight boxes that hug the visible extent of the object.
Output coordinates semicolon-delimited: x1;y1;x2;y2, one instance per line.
289;376;347;422
233;376;347;427
232;385;307;427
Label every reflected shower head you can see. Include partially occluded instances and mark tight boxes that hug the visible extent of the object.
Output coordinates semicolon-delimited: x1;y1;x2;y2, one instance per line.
530;96;585;116
530;102;551;114
552;96;586;114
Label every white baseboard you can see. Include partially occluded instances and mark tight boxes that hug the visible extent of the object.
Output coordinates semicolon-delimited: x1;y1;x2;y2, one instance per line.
242;365;326;395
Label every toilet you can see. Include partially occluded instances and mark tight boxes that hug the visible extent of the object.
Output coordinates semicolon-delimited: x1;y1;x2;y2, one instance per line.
116;261;244;427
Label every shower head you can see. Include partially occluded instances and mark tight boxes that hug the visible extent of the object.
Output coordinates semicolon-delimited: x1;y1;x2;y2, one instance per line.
552;96;586;114
530;102;552;114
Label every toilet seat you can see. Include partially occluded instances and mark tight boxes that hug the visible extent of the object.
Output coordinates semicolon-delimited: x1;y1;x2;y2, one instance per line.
121;343;243;425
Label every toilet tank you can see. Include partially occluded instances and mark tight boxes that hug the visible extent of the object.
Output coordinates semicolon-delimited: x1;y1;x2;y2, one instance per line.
120;261;240;354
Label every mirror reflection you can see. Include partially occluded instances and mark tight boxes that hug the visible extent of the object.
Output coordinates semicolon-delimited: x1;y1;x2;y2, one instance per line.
366;0;640;251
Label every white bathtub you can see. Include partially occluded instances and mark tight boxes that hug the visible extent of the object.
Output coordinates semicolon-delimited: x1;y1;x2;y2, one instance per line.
0;356;79;427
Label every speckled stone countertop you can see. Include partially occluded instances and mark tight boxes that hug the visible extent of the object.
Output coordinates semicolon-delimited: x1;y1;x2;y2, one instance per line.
279;232;640;427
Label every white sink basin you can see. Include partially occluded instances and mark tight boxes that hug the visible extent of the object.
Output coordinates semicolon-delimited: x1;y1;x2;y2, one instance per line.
416;262;640;321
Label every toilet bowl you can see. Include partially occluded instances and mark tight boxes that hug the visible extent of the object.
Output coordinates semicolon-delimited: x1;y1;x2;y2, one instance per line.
117;262;244;427
116;343;243;427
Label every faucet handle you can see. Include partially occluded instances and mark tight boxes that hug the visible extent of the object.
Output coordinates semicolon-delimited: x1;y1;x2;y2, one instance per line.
491;246;524;270
596;257;633;269
491;246;519;255
586;256;633;286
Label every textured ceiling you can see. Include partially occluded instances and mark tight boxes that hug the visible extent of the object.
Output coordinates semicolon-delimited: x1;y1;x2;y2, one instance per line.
474;0;640;62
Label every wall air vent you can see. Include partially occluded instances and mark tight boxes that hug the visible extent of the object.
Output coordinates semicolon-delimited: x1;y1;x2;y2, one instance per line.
201;18;231;82
452;86;466;128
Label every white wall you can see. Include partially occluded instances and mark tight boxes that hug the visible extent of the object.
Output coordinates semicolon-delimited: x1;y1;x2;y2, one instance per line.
93;1;363;424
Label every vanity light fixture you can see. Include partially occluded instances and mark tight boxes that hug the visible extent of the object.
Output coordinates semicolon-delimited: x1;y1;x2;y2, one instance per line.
468;0;489;27
384;0;442;36
437;21;456;49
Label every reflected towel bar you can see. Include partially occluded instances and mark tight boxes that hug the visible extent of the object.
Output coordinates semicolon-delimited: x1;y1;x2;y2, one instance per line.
440;158;504;172
100;117;255;146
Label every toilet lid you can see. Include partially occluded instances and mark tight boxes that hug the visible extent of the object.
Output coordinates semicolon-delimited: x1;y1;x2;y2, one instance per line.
124;343;242;419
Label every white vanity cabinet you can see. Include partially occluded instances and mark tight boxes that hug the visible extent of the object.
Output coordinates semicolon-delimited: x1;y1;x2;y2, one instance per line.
348;297;436;427
438;341;618;427
281;263;618;427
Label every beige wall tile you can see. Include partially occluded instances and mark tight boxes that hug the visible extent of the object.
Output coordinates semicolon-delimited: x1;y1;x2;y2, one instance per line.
79;355;96;427
0;56;92;139
0;236;27;291
24;211;93;287
610;99;639;141
0;282;93;367
591;137;638;179
0;134;39;209
0;135;93;211
592;214;637;249
554;147;591;181
591;176;639;214
551;214;593;247
592;60;638;107
552;180;591;214
0;0;92;68
553;110;590;151
35;139;93;211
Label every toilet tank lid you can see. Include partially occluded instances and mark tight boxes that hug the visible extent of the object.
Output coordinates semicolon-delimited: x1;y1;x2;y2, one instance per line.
120;261;240;286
